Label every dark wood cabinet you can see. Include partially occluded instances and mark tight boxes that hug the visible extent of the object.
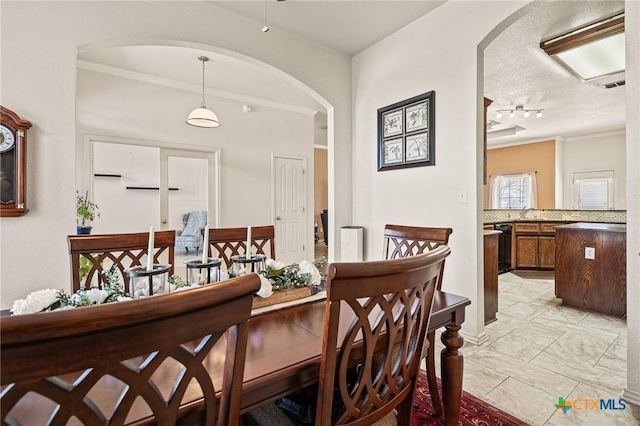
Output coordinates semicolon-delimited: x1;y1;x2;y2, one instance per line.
513;221;565;270
484;231;499;324
538;236;556;268
555;223;626;317
516;236;538;268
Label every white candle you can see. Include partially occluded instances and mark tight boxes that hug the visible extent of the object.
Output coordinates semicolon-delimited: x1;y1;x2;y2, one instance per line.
146;225;154;271
246;226;252;260
201;224;209;264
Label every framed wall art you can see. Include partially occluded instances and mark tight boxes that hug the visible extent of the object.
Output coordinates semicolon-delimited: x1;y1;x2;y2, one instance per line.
377;91;435;171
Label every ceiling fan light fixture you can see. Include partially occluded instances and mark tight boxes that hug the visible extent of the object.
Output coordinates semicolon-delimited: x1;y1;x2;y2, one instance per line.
186;56;220;128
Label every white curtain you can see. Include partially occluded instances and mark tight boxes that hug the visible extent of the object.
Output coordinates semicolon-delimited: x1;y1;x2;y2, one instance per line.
489;172;538;209
526;171;538;208
489;175;502;208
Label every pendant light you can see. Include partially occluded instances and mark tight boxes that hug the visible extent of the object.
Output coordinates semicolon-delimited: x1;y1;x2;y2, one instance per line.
186;56;220;128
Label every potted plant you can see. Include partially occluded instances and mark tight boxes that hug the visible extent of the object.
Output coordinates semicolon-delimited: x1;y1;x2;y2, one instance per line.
76;191;100;234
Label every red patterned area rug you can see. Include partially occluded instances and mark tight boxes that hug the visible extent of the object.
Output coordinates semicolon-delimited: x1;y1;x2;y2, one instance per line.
412;371;529;426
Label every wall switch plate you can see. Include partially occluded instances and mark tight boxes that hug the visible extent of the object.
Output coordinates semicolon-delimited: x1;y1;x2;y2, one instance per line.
458;190;467;203
585;247;595;259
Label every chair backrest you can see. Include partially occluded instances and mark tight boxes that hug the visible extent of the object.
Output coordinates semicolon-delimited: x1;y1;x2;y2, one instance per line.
316;247;450;425
68;230;176;293
382;224;452;290
1;274;261;426
183;210;208;236
205;226;275;269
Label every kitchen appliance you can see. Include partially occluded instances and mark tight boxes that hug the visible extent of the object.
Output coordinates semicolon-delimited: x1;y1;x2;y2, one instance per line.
494;223;512;274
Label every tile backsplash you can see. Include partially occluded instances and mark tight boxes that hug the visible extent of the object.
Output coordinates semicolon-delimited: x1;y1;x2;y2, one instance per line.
484;209;626;223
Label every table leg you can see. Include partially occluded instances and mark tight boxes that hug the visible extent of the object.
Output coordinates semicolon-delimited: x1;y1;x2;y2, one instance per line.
440;323;464;426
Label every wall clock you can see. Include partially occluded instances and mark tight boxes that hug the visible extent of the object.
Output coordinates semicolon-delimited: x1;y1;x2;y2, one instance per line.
1;106;32;217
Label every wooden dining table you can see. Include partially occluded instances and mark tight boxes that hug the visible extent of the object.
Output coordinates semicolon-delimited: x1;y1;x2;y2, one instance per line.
2;290;470;426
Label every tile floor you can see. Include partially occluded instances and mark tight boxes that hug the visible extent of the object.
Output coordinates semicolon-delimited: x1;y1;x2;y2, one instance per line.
432;272;637;425
176;246;637;424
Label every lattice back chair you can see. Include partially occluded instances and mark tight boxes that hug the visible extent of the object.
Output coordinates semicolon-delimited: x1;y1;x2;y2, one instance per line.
382;224;453;418
1;274;261;426
317;247;450;425
68;231;175;294
204;226;275;269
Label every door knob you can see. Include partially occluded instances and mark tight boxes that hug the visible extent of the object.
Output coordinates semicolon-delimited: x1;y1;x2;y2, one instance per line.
161;219;167;224
276;216;281;220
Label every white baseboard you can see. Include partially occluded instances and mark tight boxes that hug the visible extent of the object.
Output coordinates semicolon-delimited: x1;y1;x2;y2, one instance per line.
460;331;489;346
623;387;640;407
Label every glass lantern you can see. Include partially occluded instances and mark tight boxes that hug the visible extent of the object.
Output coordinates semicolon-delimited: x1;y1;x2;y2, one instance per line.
186;258;222;285
230;254;266;276
126;264;171;298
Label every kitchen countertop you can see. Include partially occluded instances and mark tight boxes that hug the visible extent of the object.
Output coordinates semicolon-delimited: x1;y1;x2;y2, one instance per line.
484;219;626;225
555;222;627;232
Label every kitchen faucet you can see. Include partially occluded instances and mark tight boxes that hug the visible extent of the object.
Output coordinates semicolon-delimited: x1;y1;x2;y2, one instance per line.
520;206;532;219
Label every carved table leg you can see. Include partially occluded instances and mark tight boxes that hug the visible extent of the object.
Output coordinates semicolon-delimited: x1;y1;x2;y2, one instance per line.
440;323;464;426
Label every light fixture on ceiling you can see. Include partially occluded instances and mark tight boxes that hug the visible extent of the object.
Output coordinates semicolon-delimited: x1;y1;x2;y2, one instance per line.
495;105;543;120
186;56;220;128
540;12;625;82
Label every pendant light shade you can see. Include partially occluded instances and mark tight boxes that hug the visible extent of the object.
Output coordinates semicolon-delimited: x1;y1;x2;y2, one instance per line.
187;107;220;128
187;56;220;128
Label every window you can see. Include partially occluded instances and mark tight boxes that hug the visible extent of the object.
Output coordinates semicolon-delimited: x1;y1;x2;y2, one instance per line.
490;172;538;209
574;170;613;210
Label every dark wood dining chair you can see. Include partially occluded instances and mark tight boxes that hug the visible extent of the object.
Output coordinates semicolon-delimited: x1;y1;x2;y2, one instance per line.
204;226;275;269
382;224;453;417
244;246;450;426
1;274;261;426
68;230;176;294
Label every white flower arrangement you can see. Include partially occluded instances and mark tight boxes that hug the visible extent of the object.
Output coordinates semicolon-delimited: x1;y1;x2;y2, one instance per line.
10;266;132;316
257;257;325;297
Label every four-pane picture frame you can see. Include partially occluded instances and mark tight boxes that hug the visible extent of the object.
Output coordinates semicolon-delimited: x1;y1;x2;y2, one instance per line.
378;91;435;171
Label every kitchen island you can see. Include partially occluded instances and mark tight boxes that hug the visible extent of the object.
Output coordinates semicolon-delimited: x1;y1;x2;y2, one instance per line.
555;223;626;317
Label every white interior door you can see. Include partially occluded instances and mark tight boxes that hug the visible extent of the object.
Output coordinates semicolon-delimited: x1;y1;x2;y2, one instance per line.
160;149;218;231
274;155;307;264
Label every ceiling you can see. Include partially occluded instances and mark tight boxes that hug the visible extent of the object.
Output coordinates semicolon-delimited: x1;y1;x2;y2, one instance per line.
484;0;626;147
206;1;445;57
77;1;627;147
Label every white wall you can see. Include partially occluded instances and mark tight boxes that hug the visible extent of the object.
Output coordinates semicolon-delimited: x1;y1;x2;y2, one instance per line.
561;131;626;209
0;1;352;309
624;0;640;407
77;69;314;231
352;1;528;341
93;142;162;233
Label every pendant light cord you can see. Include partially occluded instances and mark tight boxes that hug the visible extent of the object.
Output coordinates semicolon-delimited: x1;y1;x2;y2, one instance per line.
200;58;206;108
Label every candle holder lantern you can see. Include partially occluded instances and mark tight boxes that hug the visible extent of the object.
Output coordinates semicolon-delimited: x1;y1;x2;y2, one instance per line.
186;258;222;285
230;254;266;276
126;264;171;298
